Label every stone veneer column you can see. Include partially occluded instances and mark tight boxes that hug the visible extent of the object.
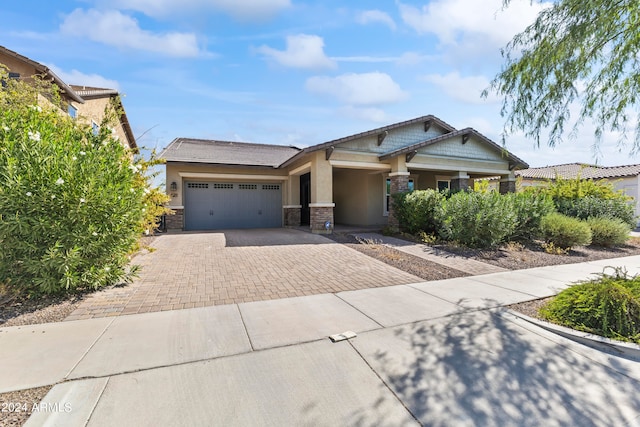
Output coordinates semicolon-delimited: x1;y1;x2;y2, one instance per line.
499;176;517;194
387;172;410;229
309;203;334;234
165;208;184;230
450;172;469;192
283;205;302;227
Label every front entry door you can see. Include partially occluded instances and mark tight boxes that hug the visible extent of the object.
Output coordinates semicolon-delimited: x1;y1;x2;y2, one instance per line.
300;172;310;226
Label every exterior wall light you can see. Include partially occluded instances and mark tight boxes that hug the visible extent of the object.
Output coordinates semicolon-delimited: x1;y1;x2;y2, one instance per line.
170;181;178;192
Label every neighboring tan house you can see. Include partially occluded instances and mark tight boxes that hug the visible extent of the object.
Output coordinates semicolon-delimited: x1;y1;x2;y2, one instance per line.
70;85;136;150
515;163;640;224
160;115;528;233
0;45;136;150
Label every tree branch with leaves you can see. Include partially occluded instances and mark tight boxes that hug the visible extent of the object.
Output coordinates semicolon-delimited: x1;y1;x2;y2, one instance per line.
484;0;640;152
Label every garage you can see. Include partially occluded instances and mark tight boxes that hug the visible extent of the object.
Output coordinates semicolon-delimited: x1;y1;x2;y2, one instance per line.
184;181;282;230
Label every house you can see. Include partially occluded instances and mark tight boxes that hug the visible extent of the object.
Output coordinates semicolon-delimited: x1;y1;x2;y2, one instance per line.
161;115;528;233
515;163;640;223
0;45;136;150
70;85;136;150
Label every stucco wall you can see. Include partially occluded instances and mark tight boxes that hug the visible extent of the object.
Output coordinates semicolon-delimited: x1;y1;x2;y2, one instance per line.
332;169;387;226
333;169;367;225
72;97;131;149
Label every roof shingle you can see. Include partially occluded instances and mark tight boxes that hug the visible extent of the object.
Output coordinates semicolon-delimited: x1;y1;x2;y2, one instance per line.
160;138;301;168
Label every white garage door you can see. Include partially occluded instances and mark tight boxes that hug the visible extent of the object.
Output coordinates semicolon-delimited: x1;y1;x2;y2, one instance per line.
184;182;282;230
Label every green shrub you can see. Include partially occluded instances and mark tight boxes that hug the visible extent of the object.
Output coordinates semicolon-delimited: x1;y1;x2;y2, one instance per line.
540;213;592;249
392;189;444;234
439;191;518;248
543;175;628;199
530;176;636;227
556;196;636;227
587;217;630;247
0;67;168;295
540;270;640;343
508;192;556;241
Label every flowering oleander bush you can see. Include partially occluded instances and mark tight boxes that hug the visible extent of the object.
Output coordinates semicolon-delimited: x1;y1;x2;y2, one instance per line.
0;66;168;295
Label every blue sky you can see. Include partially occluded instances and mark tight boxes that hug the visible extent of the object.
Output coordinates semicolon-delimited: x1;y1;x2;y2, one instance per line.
1;0;637;168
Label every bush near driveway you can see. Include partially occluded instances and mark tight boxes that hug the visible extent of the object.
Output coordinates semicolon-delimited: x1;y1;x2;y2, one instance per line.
541;269;640;344
0;67;168;295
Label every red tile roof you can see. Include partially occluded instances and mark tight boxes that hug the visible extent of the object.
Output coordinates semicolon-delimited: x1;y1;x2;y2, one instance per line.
517;163;640;180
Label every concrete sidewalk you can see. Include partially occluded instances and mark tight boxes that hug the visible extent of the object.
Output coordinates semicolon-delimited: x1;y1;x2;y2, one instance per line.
2;256;640;426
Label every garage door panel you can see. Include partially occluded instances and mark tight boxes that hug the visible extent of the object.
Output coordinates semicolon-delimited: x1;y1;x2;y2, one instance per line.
184;182;213;231
184;181;282;230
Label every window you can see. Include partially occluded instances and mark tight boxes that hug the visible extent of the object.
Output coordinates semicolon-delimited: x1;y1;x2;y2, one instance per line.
91;121;99;135
8;72;20;79
385;178;391;215
68;104;77;119
437;180;450;192
384;176;416;215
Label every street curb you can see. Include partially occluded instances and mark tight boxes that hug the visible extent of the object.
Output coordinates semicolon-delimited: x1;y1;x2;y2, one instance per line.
503;309;640;361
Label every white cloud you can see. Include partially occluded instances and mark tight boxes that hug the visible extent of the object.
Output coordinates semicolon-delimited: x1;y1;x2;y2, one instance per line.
356;10;396;30
398;0;549;49
331;52;435;65
305;72;408;106
257;34;336;70
105;0;290;21
60;9;202;57
422;72;498;104
47;64;121;90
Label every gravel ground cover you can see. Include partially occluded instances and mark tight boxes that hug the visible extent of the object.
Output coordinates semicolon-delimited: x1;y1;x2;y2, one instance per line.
0;385;52;427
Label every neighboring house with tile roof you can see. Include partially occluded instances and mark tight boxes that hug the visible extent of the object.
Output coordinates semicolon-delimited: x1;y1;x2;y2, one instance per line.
514;163;640;225
160;115;528;233
0;45;136;150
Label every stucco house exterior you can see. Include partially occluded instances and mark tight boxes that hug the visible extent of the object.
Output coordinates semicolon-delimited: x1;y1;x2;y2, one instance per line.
515;163;640;224
0;45;136;150
161;115;528;233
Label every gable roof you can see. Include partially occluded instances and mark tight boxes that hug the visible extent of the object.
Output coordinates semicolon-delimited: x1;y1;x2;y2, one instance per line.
160;138;301;168
280;114;456;168
0;45;84;104
70;85;137;150
378;127;529;168
517;162;640;180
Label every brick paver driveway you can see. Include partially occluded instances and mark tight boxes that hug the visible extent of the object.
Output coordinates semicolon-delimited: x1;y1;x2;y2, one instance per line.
66;229;421;320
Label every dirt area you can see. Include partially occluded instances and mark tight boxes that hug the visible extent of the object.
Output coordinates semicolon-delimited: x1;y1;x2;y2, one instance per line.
507;297;553;319
437;237;640;270
326;233;468;281
0;385;53;427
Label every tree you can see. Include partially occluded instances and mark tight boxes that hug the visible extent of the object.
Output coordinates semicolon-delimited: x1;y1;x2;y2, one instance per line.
485;0;640;151
0;66;170;295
